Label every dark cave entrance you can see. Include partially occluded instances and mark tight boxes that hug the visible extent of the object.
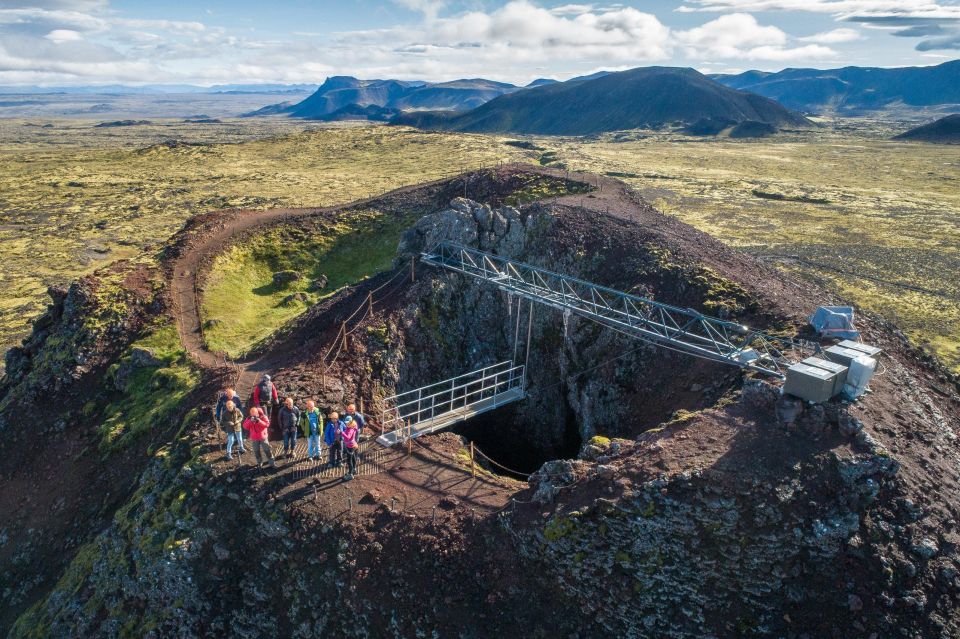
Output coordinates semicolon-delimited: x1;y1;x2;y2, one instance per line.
451;403;583;476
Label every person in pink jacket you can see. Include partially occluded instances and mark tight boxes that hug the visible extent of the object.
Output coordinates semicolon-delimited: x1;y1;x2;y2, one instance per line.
341;415;359;481
243;407;275;469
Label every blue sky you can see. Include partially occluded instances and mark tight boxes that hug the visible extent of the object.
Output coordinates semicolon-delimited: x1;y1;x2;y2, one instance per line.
0;0;957;85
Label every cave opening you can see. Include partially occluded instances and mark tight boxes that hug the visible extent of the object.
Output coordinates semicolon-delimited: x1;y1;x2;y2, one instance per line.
451;403;583;476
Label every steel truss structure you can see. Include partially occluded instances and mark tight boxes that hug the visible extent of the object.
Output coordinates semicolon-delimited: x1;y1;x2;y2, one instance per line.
422;241;812;378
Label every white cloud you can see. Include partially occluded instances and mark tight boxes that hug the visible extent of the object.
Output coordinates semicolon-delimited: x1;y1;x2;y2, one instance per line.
43;28;81;42
550;4;596;16
799;27;862;42
0;0;889;86
675;13;838;60
678;0;960;19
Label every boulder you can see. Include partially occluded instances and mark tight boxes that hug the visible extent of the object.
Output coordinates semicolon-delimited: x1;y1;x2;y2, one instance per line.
113;347;164;391
272;270;302;287
308;275;329;292
281;292;309;306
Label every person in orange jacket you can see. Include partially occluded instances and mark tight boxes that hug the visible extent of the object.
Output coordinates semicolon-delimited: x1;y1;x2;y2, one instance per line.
243;406;275;469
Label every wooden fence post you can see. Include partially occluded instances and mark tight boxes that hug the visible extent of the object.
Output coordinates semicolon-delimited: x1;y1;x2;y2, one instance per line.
410;257;415;283
341;322;348;351
470;441;476;477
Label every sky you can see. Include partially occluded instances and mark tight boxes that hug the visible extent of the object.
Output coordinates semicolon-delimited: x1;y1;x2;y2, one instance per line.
0;0;958;86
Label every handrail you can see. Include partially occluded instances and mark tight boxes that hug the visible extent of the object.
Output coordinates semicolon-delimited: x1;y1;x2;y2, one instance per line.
378;361;526;444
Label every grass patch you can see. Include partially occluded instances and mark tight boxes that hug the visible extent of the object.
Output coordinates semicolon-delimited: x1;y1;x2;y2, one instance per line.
503;174;592;207
201;208;416;357
98;323;200;455
0;123;531;367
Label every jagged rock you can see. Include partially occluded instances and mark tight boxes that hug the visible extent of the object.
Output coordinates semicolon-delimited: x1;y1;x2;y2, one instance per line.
840;414;864;436
113;347;164;392
281;292;309;306
308;275;329;291
849;594;863;611
272;270;302;287
776;394;804;426
912;538;939;560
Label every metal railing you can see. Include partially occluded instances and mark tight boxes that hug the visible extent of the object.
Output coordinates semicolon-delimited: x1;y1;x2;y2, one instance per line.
422;242;814;378
378;361;526;444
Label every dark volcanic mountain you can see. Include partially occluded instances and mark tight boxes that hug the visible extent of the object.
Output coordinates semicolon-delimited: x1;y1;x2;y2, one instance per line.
285;76;417;118
893;113;960;143
713;60;960;115
254;76;518;119
392;66;811;135
314;103;401;122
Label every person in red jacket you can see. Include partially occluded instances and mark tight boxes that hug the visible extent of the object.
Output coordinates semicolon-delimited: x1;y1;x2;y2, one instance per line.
243;406;275;469
252;374;279;420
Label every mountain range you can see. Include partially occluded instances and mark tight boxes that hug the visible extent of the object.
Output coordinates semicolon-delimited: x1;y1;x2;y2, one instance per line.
712;60;960;116
393;67;811;135
247;76;521;119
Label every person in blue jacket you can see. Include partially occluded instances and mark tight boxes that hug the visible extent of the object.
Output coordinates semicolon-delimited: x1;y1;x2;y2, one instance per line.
215;387;244;422
325;411;344;468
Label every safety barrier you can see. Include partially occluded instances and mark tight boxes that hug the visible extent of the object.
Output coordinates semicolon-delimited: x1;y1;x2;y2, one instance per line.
377;360;526;445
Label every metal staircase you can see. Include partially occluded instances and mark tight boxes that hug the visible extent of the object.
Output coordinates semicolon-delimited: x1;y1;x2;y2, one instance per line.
377;361;526;446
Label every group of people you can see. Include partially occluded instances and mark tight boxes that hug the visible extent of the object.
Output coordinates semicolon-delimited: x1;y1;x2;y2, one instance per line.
215;374;367;481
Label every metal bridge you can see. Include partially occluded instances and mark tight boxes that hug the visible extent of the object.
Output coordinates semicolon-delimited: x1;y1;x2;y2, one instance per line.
421;241;810;379
375;241;810;446
377;361;526;446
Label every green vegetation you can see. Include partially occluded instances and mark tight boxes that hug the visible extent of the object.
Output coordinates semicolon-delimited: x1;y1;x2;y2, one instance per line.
98;323;200;454
0;122;530;364
503;173;591;207
200;208;417;357
534;120;960;371
2;117;957;370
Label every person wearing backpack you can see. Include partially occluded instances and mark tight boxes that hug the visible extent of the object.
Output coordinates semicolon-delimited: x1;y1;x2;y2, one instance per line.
215;387;244;422
252;374;279;421
243;406;275;470
324;411;344;468
219;400;245;461
278;397;301;459
301;399;323;461
341;415;359;481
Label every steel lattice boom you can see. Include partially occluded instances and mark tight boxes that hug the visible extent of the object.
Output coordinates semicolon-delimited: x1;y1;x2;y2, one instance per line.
422;242;811;378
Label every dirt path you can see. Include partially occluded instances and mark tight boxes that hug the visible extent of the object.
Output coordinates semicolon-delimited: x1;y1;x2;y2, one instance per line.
169;164;623;394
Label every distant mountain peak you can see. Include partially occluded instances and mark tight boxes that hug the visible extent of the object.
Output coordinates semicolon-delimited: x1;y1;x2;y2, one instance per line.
393;66;810;136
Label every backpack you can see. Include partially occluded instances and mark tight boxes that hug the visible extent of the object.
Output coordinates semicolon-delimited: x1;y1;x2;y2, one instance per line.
258;380;274;403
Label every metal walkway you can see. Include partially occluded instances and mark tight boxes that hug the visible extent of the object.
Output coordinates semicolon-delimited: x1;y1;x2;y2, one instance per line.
377;361;526;446
422;242;811;378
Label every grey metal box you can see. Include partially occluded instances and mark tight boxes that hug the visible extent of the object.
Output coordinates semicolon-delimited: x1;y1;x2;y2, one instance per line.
824;345;870;368
837;340;882;358
802;356;848;396
784;363;839;403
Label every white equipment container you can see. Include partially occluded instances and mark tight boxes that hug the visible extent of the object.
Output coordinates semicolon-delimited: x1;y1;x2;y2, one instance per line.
837;339;882;359
842;355;877;400
802;356;848;397
824;344;870;369
784;362;839;403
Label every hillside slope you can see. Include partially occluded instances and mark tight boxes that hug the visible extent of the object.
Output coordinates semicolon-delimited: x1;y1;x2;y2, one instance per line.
393;67;811;135
255;76;519;119
3;168;959;638
713;60;960;115
893;114;960;143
